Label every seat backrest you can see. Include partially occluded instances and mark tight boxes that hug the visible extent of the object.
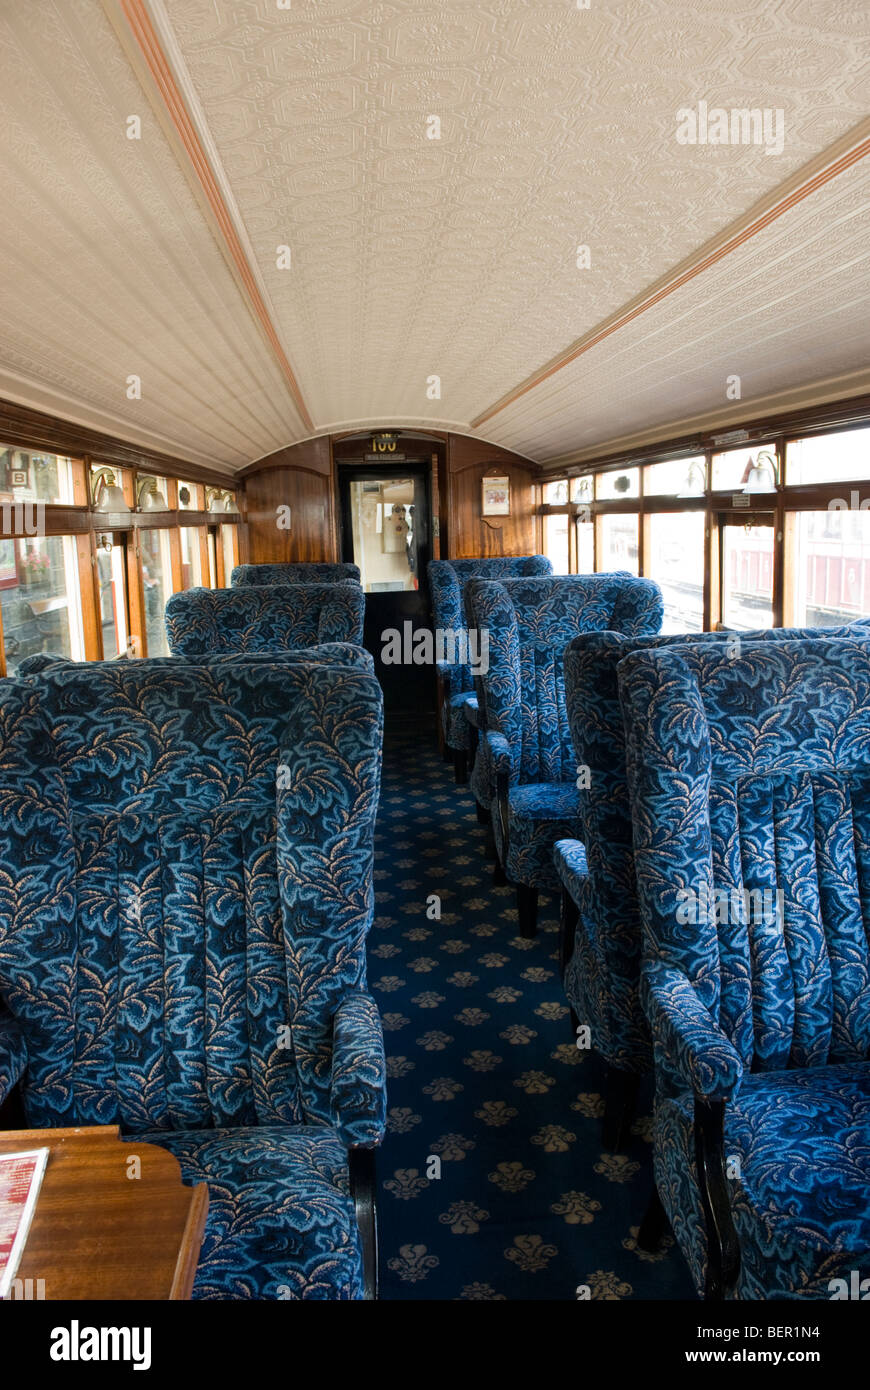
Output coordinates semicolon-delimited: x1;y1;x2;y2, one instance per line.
165;583;365;653
467;573;663;783
428;556;553;694
232;562;360;586
620;635;870;1074
563;619;870;1070
16;644;374;677
0;660;382;1133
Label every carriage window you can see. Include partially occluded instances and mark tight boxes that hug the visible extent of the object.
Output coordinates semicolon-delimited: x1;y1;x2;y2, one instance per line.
139;528;174;655
712;447;777;493
576;517;594;573
544;479;568;504
0;445;75;506
543;513;570;573
177;481;201;511
786;510;870;627
646;512;705;633
220;524;238;586
95;533;128;659
786;426;870;487
0;534;84;672
597;513;639;574
645;456;706;497
721;523;774;630
596;468;639;500
180;527;203;589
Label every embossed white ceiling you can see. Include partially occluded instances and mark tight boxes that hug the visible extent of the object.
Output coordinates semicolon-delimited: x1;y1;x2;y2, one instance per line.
0;0;869;470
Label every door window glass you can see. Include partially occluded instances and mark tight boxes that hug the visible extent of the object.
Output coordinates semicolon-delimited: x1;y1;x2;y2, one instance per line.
96;533;128;659
348;478;422;593
139;528;174;656
598;514;639;574
721;523;774;629
647;512;705;632
0;534;84;672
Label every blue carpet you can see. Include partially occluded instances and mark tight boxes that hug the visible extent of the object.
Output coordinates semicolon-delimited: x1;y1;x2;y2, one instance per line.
371;718;696;1301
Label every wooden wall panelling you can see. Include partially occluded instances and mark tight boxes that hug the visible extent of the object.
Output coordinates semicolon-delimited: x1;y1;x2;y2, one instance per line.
446;434;540;558
244;475;335;564
77;531;103;661
126;531;146;658
0;398;234;490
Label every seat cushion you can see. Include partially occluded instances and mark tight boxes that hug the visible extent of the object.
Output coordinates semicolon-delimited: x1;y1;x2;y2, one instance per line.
137;1125;363;1300
656;1063;870;1299
497;782;581;891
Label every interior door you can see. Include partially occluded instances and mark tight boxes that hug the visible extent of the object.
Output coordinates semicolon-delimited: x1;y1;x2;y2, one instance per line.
338;463;433;713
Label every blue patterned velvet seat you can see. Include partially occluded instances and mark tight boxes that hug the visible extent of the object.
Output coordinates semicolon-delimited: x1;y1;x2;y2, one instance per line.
232;562;360;586
0;660;386;1299
428;557;552;777
16;644;374;677
165;583;365;654
465;573;663;935
556;618;870;1091
620;635;870;1299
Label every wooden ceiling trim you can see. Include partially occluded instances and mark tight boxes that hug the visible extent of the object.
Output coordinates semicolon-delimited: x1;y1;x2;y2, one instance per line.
471;124;870;431
118;0;314;433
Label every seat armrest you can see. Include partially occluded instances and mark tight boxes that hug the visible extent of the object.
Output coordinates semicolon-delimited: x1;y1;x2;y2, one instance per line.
330;991;387;1148
642;959;743;1102
435;659;455;692
0;1010;27;1108
484;730;512;779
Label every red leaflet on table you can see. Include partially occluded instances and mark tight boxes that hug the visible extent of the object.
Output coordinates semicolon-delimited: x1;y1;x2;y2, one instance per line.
0;1148;49;1298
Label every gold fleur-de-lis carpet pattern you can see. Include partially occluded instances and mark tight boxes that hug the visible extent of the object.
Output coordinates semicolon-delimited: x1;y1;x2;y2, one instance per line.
371;720;695;1301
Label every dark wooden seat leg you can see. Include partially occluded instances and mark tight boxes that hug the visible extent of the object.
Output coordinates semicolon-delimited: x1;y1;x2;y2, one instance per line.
476;801;490;826
602;1066;639;1150
349;1147;378;1301
637;1184;668;1253
559;889;579;979
453;749;468;785
517;883;538;938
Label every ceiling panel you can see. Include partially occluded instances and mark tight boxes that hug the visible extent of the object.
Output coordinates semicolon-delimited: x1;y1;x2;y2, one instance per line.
0;0;307;472
156;0;870;446
0;0;868;468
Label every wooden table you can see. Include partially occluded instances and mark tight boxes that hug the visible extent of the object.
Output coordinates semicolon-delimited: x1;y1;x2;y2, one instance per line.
1;1125;208;1300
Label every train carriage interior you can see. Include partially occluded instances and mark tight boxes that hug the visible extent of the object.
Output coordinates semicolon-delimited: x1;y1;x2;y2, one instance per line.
1;0;870;1350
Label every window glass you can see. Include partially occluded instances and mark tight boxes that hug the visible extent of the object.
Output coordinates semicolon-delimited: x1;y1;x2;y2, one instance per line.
786;510;870;626
576;518;594;573
544;513;569;574
596;468;639;500
645;456;706;497
136;474;170;511
95;533;128;659
721;524;774;630
220;525;238;587
570;476;593;505
0;444;74;505
139;528;173;656
647;512;705;633
786;426;870;487
598;514;638;574
207;530;218;588
180;527;203;589
544;479;568;504
0;534;84;672
177;481;201;511
712;447;777;492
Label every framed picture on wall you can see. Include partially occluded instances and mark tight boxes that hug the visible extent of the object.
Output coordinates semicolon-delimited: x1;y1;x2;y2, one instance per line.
481;475;510;517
